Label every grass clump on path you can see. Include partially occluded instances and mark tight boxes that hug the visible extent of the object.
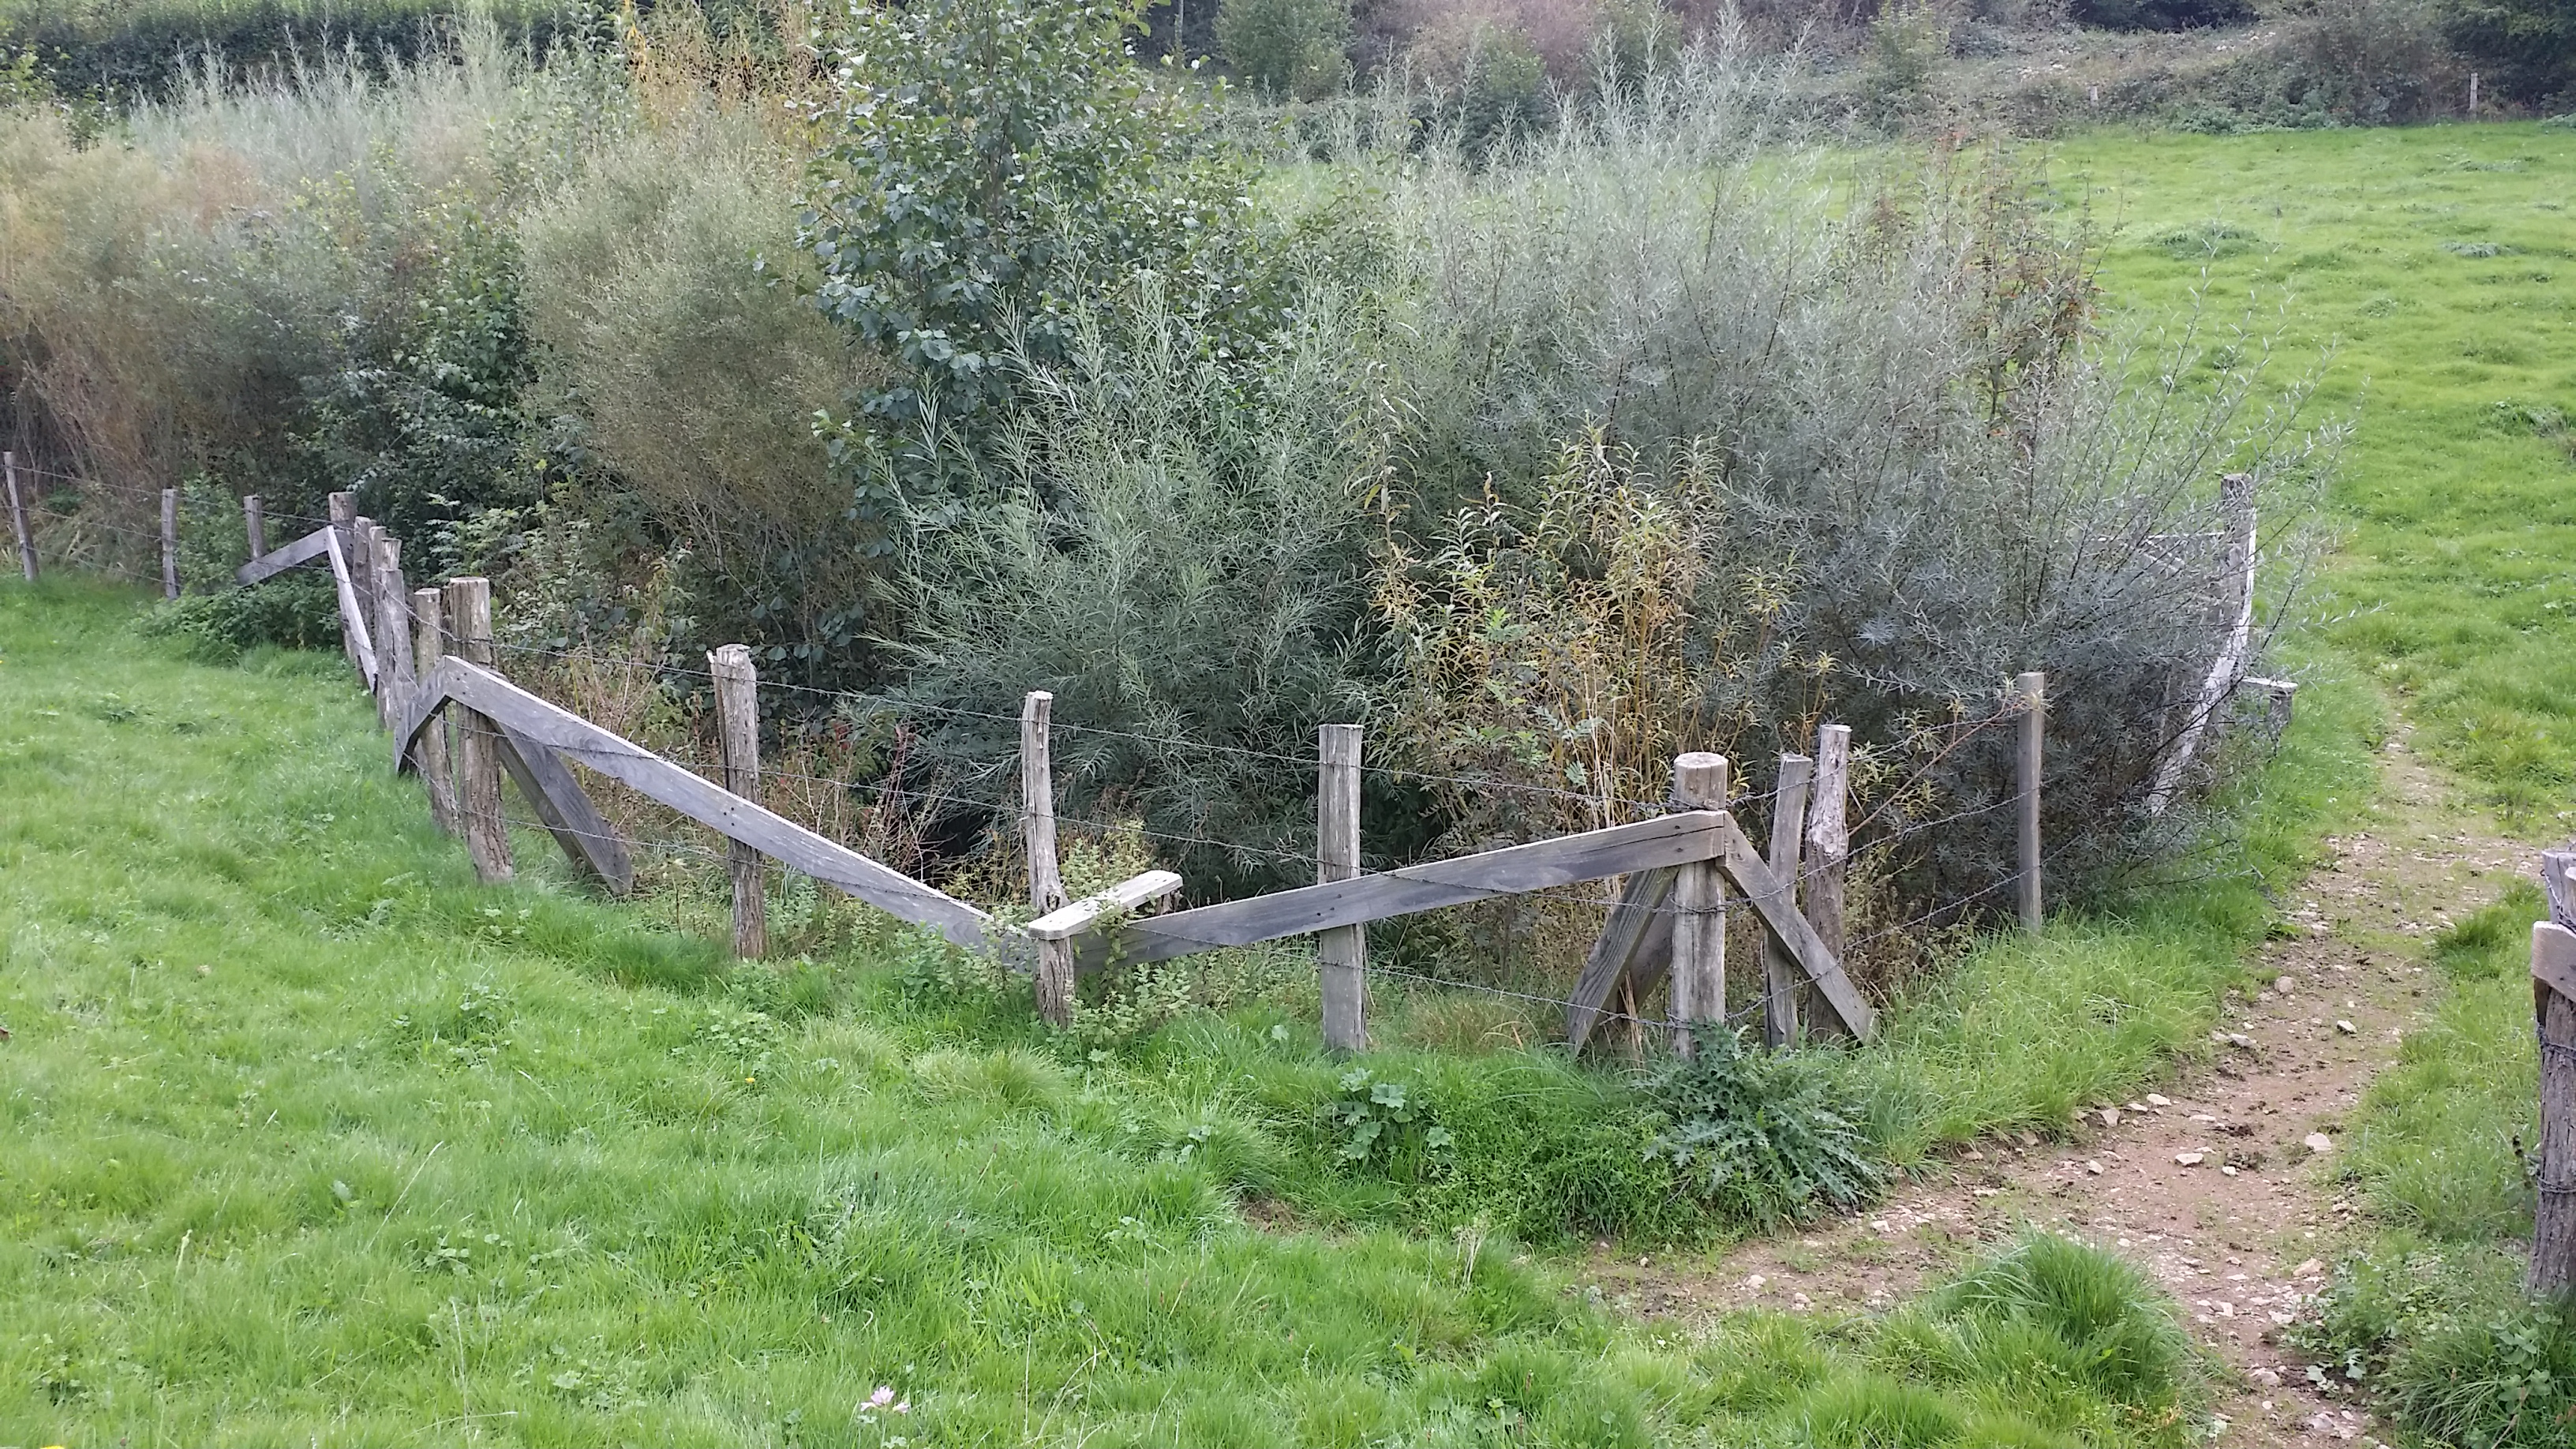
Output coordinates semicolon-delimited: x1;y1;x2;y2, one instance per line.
0;579;2216;1444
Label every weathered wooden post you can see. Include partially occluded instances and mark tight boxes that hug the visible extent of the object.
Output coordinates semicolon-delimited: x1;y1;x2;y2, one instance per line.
1318;724;1368;1051
371;534;412;730
328;492;360;670
1804;724;1852;1034
410;586;460;836
6;451;35;582
709;645;766;959
1763;753;1814;1048
242;494;265;562
1670;752;1728;1057
444;576;513;884
2533;852;2576;1296
159;488;179;600
352;519;383;690
2017;672;2045;934
1023;691;1075;1026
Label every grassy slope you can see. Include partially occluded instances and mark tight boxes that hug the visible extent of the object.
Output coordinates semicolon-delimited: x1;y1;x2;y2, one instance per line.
2054;121;2576;817
0;581;2209;1445
2053;122;2576;1445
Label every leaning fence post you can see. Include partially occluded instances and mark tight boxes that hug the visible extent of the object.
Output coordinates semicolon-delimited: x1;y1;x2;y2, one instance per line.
328;492;360;670
1023;691;1075;1026
444;576;514;884
6;451;35;582
1318;724;1368;1051
2017;672;2045;934
352;519;382;691
159;488;179;600
242;494;265;562
410;586;460;836
1670;752;1729;1057
2533;852;2576;1295
1763;753;1814;1049
710;645;766;960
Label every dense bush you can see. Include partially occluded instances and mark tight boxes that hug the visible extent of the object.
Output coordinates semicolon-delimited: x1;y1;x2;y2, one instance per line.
2443;0;2576;104
1642;1025;1885;1229
1217;0;1353;98
2069;0;2256;29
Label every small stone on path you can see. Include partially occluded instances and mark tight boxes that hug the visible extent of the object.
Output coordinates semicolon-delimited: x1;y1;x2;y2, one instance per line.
2305;1133;2334;1154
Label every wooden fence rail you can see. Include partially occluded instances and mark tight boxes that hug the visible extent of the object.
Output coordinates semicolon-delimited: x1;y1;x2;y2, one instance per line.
238;512;1907;1050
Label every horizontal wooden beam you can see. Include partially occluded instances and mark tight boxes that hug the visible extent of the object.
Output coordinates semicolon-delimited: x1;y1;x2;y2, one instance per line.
320;526;378;691
1076;812;1730;971
1026;870;1183;942
1714;816;1877;1040
235;526;330;586
492;723;635;897
400;658;998;950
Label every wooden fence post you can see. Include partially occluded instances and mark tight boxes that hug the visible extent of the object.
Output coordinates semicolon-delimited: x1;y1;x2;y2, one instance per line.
159;488;179;600
1024;691;1075;1026
444;576;513;884
710;645;766;959
2018;671;2045;934
1763;753;1814;1048
242;494;265;562
371;534;412;731
1318;724;1368;1051
410;587;460;836
1670;752;1728;1057
2533;852;2576;1296
1804;724;1852;1035
6;452;35;582
328;492;360;670
352;519;382;690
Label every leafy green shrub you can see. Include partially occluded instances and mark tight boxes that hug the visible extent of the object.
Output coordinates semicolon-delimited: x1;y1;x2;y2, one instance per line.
1216;0;1350;99
1328;1065;1455;1172
1642;1026;1884;1230
2443;0;2576;105
1862;0;1945;132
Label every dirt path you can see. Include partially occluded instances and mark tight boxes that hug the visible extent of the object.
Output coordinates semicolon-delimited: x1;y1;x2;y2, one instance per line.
1582;732;2532;1447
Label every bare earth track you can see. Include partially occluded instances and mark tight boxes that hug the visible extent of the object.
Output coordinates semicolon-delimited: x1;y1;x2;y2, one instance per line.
1582;732;2530;1447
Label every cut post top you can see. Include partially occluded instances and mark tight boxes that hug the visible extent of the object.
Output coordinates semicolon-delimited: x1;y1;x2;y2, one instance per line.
1672;752;1728;808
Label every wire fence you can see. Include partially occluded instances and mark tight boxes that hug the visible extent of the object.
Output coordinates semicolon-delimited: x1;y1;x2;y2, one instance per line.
11;479;2106;1057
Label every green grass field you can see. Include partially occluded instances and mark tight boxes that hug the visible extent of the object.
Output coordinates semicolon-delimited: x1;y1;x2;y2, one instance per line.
2057;122;2576;819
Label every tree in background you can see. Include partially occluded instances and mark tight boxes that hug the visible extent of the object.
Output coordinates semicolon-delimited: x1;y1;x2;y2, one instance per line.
798;0;1256;509
1217;0;1354;98
2443;0;2576;103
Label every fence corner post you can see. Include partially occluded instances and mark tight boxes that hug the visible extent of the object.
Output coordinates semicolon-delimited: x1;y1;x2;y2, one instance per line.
1804;724;1852;1035
1670;751;1728;1058
1318;723;1367;1052
444;575;513;885
159;487;179;600
2017;671;2046;934
710;644;766;960
242;494;265;563
1022;691;1075;1026
6;452;36;583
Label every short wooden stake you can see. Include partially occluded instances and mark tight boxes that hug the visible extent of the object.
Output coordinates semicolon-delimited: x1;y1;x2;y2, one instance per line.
444;576;514;884
1762;753;1814;1049
1023;691;1075;1026
371;534;411;731
710;644;766;959
328;492;360;672
242;494;265;562
1669;752;1728;1056
159;488;179;599
2017;671;2045;934
410;586;460;835
6;451;35;582
1803;724;1852;1035
1318;724;1368;1051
